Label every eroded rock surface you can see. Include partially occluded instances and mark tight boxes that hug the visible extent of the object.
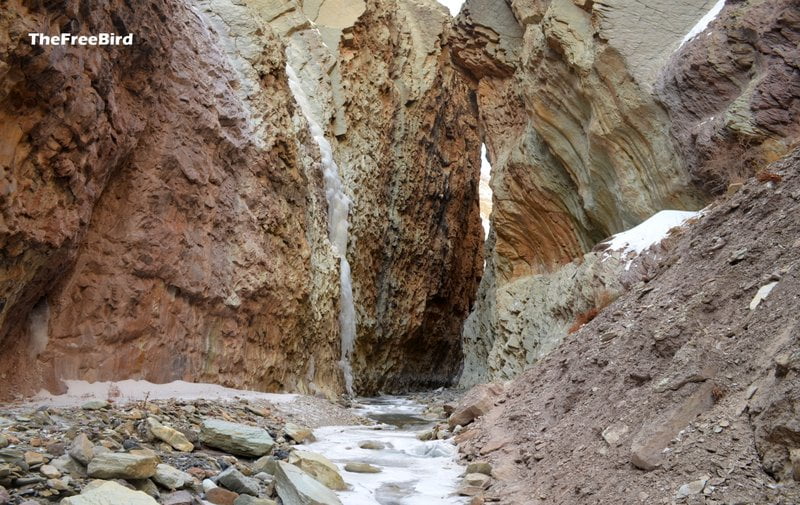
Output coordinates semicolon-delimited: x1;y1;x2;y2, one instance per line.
453;0;800;386
0;0;481;397
0;0;343;398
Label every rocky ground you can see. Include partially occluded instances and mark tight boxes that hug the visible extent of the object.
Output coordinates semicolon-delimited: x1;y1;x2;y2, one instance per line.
0;393;370;505
447;150;800;505
0;387;492;505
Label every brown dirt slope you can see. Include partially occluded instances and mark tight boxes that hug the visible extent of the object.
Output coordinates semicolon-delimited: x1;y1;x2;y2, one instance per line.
459;150;800;505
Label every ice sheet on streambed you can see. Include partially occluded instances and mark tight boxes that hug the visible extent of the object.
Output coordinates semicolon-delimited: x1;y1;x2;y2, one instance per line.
299;397;469;505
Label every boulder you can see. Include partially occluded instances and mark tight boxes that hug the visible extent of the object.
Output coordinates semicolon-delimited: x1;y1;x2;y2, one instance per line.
87;452;159;479
162;490;194;505
344;462;381;473
288;451;346;490
448;384;504;428
218;467;260;496
465;461;492;476
200;420;274;457
251;456;277;475
146;418;194;452
69;434;95;466
153;463;193;490
284;423;315;443
131;478;160;498
206;487;239;505
61;480;158;505
464;473;491;489
274;461;342;505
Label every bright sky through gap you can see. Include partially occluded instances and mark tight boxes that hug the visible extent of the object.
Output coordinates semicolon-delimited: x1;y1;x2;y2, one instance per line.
436;0;465;16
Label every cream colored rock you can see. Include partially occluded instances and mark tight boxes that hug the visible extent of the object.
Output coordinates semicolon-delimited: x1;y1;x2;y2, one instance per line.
87;453;159;480
61;481;158;505
146;418;194;452
200;420;274;457
284;423;315;443
288;451;346;491
274;461;343;505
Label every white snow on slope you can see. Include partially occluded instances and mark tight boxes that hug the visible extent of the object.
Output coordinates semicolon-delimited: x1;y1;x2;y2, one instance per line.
605;210;700;256
680;0;726;47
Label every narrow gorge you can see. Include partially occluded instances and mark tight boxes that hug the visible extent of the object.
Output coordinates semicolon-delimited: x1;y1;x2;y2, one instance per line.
0;0;799;504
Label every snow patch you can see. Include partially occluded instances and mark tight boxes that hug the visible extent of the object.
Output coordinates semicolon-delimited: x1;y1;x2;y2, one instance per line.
680;0;726;47
604;210;700;260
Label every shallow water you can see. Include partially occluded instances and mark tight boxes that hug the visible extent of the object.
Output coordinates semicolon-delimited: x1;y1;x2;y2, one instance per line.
297;396;468;505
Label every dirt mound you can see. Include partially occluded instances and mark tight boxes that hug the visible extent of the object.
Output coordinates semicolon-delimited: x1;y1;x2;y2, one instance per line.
457;150;800;504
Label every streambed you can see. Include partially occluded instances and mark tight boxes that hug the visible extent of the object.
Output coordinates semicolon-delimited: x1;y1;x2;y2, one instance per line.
299;396;469;505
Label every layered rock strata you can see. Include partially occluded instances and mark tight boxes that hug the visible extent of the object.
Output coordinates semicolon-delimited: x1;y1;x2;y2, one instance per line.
453;0;800;385
457;151;800;505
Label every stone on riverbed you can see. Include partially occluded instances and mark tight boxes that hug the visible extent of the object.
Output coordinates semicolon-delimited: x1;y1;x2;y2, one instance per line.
200;420;274;457
87;452;159;479
288;451;346;490
357;440;385;450
206;486;239;505
153;463;194;489
62;480;158;505
284;423;315;443
275;461;342;505
218;466;260;496
344;462;381;473
69;434;95;465
146;418;194;452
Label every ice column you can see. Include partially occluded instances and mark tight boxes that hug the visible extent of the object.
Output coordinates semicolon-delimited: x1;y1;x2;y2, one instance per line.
286;63;356;395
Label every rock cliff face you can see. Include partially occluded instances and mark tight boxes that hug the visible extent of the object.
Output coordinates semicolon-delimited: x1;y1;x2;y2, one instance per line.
266;0;484;393
332;1;483;393
453;0;800;385
0;0;342;398
0;0;482;398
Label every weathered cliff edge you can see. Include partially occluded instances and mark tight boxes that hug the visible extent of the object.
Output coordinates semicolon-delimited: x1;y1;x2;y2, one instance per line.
0;0;482;398
453;0;800;385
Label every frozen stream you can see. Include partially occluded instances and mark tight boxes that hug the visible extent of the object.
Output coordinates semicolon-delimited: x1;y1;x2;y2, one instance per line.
298;397;469;505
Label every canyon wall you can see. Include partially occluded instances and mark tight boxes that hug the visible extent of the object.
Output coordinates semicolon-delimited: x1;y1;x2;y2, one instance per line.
0;0;482;399
454;0;800;385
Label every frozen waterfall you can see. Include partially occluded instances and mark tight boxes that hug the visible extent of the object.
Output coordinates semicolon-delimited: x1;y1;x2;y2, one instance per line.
286;62;356;395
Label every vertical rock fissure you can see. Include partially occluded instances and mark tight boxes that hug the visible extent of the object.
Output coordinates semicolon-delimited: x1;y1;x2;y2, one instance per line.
285;62;356;395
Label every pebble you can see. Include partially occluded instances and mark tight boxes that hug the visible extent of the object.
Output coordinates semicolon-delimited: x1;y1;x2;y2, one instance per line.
40;464;61;478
